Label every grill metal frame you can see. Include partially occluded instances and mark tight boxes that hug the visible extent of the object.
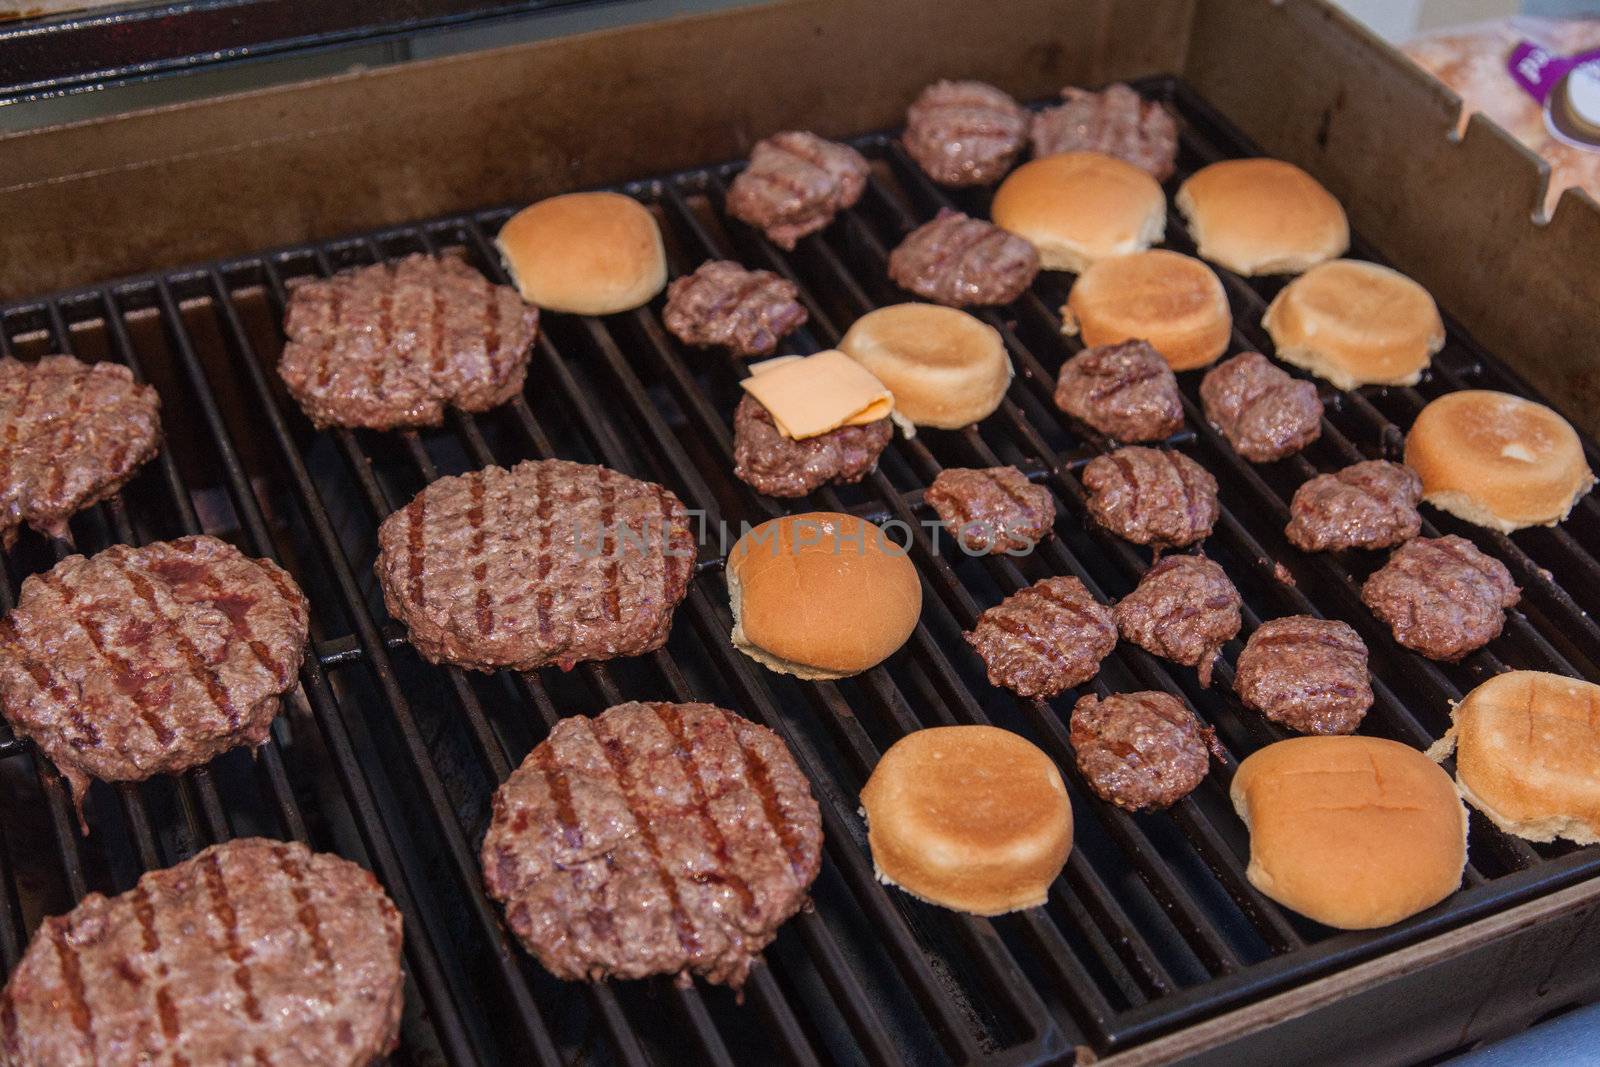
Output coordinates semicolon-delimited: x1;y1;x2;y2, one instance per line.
0;75;1596;1065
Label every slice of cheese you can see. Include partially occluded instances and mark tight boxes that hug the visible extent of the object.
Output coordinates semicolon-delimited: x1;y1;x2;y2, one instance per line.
741;349;895;439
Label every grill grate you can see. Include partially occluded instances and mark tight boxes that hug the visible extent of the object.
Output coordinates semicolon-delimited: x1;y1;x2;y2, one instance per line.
1;75;1598;1065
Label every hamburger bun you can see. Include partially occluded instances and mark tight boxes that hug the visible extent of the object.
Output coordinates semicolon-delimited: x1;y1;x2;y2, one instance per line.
991;152;1166;273
727;512;921;679
1175;158;1349;275
838;304;1011;429
1059;250;1231;370
1429;671;1600;845
496;192;667;315
1405;390;1595;532
861;725;1072;915
1230;736;1467;929
1262;260;1444;389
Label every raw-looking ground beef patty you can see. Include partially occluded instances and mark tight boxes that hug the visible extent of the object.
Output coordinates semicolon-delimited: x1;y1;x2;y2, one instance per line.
924;466;1055;555
663;260;808;358
1199;352;1322;463
887;209;1040;307
725;132;869;250
1029;83;1179;180
1233;616;1372;734
1361;535;1520;661
732;395;893;498
0;535;309;808
1081;447;1219;548
0;837;404;1067
965;576;1116;699
1070;691;1220;811
481;701;823;989
278;252;538;430
1285;460;1424;552
0;355;162;548
1114;554;1241;686
1053;340;1184;443
376;459;695;672
902;80;1028;187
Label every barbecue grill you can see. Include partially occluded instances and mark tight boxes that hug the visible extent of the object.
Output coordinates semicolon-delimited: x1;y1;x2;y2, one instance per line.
2;2;1599;1064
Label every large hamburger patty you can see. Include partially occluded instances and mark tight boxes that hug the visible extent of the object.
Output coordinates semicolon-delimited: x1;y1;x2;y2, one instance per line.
278;253;539;430
0;355;162;548
481;701;823;989
0;838;404;1067
0;535;309;807
376;459;696;672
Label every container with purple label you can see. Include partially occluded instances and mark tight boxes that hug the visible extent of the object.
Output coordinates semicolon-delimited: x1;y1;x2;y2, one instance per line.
1509;40;1600;150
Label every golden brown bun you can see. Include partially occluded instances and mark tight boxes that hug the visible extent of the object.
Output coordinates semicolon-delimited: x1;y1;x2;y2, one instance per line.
861;725;1072;915
1175;158;1349;275
727;512;921;679
1060;250;1231;370
1231;736;1467;929
991;152;1166;273
1405;390;1595;532
1428;671;1600;845
838;304;1011;429
496;192;667;315
1262;260;1444;389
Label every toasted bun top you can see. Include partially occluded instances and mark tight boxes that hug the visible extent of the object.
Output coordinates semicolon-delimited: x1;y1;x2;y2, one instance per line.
861;725;1072;915
1262;259;1444;389
727;512;921;676
838;303;1011;429
1231;736;1467;929
1440;671;1600;845
1062;250;1232;370
496;192;667;315
991;152;1166;271
1176;158;1348;275
1405;390;1595;532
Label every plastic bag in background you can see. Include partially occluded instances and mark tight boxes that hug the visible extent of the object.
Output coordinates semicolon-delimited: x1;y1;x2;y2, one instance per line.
1403;17;1600;214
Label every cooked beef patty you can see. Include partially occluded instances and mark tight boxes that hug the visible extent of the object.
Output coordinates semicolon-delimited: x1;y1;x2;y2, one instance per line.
1054;340;1184;443
1361;535;1520;661
1029;83;1179;181
1234;616;1372;734
887;209;1040;307
377;459;694;673
1114;554;1241;686
924;466;1055;555
1070;691;1219;811
663;260;808;358
0;355;162;549
732;394;892;498
1285;460;1423;553
1199;352;1322;463
965;576;1116;699
482;701;823;989
279;253;539;430
0;837;403;1067
902;80;1028;187
1082;447;1218;548
0;535;309;808
726;132;870;250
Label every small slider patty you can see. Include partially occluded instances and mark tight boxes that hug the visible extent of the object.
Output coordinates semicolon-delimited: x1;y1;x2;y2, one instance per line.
1030;83;1179;181
1233;616;1372;735
1199;352;1322;462
902;80;1028;187
965;576;1115;699
482;701;823;988
1361;535;1519;662
663;260;808;357
1285;460;1423;552
924;466;1054;555
1081;446;1219;549
1071;691;1220;811
1114;554;1241;686
862;725;1072;915
888;209;1040;307
1053;340;1184;443
727;131;869;249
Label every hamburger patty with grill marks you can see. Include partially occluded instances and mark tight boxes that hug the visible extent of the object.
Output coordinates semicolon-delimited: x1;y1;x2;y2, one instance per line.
726;132;869;250
375;459;695;672
0;837;403;1067
0;535;309;809
278;253;538;430
0;355;162;549
482;701;823;988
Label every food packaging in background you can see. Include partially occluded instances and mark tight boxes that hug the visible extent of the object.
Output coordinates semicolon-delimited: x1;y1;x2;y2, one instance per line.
1404;17;1600;212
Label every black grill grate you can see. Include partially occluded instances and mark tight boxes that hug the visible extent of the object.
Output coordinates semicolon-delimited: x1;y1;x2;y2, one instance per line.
0;75;1598;1065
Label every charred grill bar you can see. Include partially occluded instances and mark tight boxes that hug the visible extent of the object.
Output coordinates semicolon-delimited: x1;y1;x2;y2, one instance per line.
0;76;1596;1064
